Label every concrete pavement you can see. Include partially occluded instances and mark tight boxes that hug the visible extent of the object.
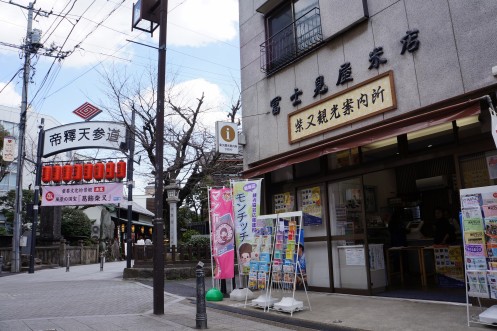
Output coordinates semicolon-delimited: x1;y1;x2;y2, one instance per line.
0;262;300;331
0;261;491;331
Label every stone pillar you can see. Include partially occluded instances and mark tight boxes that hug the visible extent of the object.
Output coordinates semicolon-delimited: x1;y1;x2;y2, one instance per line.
78;240;84;265
59;239;66;267
39;206;62;246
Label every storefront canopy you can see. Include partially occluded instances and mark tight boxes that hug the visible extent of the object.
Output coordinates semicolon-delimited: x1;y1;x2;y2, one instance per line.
243;98;484;178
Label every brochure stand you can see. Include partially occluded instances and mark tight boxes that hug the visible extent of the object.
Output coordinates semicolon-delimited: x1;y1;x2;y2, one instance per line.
460;186;497;327
245;211;311;316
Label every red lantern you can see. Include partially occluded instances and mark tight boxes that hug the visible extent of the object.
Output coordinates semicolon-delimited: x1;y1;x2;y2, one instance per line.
83;163;93;182
52;164;62;183
93;162;104;181
116;160;126;180
41;165;52;183
105;161;115;181
72;163;83;182
62;163;73;183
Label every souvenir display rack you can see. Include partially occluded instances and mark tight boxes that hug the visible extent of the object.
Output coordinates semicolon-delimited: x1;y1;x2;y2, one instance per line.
245;211;311;316
460;186;497;327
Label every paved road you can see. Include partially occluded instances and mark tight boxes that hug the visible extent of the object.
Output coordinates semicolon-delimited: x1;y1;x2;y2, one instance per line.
0;262;305;331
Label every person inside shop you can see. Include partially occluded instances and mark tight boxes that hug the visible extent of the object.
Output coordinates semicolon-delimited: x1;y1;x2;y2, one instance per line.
136;236;145;245
433;207;456;245
295;243;307;286
388;208;408;247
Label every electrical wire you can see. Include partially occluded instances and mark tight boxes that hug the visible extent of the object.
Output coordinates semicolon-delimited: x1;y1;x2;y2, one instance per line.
0;68;23;94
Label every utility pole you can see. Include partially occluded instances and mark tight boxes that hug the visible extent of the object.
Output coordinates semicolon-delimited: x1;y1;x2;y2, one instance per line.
126;108;136;269
153;0;168;315
12;2;35;273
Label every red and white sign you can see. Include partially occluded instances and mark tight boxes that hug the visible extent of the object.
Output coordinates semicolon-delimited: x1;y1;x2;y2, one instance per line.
41;183;123;206
73;102;102;121
2;136;15;162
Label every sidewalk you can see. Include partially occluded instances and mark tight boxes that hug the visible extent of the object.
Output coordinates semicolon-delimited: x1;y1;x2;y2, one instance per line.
160;278;489;331
0;262;490;331
0;262;296;331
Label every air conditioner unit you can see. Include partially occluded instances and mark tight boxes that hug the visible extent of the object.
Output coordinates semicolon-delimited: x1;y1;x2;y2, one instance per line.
91;225;100;238
415;175;448;191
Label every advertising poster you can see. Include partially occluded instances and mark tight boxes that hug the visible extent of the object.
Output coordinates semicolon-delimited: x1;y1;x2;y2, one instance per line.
300;186;322;226
464;244;486;257
41;183;123;206
274;192;294;214
232;179;262;274
466;257;487;270
208;187;235;279
434;246;464;286
467;271;490;298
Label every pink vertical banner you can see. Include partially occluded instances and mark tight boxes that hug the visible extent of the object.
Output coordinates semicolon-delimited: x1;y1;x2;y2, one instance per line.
209;187;235;279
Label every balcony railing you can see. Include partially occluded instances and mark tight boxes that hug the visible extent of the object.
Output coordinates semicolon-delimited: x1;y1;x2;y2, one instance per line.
260;7;323;75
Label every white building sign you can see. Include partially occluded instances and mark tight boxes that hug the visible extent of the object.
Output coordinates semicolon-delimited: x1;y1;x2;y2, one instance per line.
42;121;127;157
215;121;238;155
41;182;123;207
2;136;16;162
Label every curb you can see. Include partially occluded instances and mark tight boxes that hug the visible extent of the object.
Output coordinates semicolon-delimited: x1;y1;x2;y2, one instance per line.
203;300;368;331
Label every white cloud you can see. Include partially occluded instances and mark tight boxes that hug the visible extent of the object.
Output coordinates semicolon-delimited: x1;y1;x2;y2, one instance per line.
0;0;239;68
160;0;239;47
168;78;229;128
0;82;22;107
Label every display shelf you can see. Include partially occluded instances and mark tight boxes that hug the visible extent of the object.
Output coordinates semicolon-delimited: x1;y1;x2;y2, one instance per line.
460;186;497;328
244;211;311;316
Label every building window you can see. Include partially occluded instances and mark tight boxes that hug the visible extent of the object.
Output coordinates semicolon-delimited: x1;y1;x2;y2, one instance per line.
261;0;322;74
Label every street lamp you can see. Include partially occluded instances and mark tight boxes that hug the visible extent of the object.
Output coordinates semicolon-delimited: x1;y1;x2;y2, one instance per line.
165;180;180;247
131;0;167;316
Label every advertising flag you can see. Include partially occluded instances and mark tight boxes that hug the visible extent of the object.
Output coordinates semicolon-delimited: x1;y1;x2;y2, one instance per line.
232;179;262;274
209;187;235;279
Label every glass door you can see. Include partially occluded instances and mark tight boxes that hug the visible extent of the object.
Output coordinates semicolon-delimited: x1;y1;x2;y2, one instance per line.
328;177;370;291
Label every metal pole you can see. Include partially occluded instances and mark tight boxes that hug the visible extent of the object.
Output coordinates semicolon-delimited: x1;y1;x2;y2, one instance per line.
66;253;70;272
100;252;104;271
126;107;136;269
196;262;208;329
29;119;44;273
12;2;34;273
153;0;168;315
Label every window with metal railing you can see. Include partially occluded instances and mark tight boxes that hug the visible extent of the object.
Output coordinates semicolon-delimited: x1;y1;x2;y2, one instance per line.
261;1;322;75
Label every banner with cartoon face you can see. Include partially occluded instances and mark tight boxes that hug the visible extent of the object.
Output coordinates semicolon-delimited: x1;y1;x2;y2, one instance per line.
209;187;235;279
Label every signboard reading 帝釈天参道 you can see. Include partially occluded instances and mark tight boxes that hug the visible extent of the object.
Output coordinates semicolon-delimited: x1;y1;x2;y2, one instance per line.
42;121;127;157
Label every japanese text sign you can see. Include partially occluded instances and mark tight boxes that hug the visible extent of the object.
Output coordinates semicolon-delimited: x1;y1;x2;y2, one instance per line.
231;179;262;248
41;182;123;206
42;121;127;157
288;71;396;143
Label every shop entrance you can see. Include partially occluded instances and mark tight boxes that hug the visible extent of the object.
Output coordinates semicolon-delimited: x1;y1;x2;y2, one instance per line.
361;164;465;303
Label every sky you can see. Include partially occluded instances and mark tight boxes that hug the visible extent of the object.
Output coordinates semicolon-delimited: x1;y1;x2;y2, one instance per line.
0;0;241;193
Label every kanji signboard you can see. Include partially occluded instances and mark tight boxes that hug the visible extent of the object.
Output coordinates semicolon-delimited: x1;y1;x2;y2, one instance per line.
42;121;127;157
41;182;123;206
288;71;396;144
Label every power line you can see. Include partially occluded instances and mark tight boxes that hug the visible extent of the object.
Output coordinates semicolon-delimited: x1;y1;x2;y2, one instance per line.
0;68;23;94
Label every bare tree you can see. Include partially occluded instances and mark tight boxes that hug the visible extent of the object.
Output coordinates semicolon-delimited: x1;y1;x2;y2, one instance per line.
98;67;242;222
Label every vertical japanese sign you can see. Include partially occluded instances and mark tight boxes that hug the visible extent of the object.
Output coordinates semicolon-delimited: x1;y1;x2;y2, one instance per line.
232;179;262;275
208;187;235;279
2;136;15;162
